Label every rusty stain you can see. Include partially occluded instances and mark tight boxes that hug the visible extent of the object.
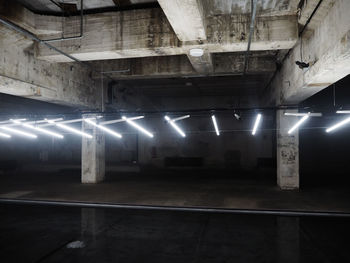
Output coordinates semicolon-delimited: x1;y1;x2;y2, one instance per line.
341;30;350;47
307;83;331;87
35;87;41;96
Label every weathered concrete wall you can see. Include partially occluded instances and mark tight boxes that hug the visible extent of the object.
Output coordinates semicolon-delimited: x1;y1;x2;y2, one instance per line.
0;134;82;165
0;25;101;108
107;75;267;112
202;0;298;16
136;115;274;170
268;0;350;105
91;53;276;80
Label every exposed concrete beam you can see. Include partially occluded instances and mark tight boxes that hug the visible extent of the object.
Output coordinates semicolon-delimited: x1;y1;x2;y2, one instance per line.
202;0;299;17
2;7;298;63
214;53;276;75
289;0;300;14
186;53;213;75
91;53;276;79
157;0;206;42
0;25;101;109
0;0;62;35
298;0;336;36
268;0;350;105
0;75;56;102
157;0;213;73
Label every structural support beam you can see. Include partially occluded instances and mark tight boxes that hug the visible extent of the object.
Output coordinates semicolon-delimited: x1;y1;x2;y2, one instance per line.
81;114;105;184
268;0;350;105
187;53;213;75
157;0;213;73
277;110;299;190
0;24;100;109
0;5;298;63
91;53;276;79
0;0;62;35
157;0;207;42
298;0;336;34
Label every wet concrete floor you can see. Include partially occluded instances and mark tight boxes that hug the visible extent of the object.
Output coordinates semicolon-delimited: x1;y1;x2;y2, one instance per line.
1;171;350;212
1;203;350;262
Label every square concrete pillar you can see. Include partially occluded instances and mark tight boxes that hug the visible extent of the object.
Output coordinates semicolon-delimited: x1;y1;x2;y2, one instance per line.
81;114;105;183
276;110;299;190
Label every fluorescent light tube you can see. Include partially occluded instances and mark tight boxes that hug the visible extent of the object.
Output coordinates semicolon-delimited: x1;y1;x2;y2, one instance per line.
0;132;11;138
336;110;350;114
284;113;308;116
84;119;122;138
46;119;92;139
11;120;63;139
0;126;37;139
285;112;322;117
211;115;220;136
172;115;190;122
100;116;144;125
252;114;262;135
122;116;153;138
326;117;350;133
165;116;186;137
288;115;309;134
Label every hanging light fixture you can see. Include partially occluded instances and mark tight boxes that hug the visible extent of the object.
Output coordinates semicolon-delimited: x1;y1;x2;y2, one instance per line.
252;114;262;135
84;118;122;138
326;117;350;133
11;120;63;139
0;132;11;138
46;119;92;139
211;115;220;136
165;116;186;137
122;116;154;138
0;126;37;139
288;114;309;134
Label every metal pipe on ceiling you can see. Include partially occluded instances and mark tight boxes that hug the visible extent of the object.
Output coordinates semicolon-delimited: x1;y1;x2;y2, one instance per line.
0;17;83;64
0;15;122;83
0;14;121;113
48;0;63;10
243;0;258;75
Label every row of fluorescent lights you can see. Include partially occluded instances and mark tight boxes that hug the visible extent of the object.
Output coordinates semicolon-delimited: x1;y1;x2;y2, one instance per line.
0;117;146;139
285;111;350;134
1;111;349;140
0;114;262;140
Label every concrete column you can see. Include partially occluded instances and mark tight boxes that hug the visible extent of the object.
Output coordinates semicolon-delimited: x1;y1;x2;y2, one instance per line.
276;109;299;190
81;114;105;183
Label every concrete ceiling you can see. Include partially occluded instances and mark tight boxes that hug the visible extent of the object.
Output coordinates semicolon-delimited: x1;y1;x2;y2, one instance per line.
15;0;297;15
15;0;157;13
0;0;314;111
203;0;298;15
